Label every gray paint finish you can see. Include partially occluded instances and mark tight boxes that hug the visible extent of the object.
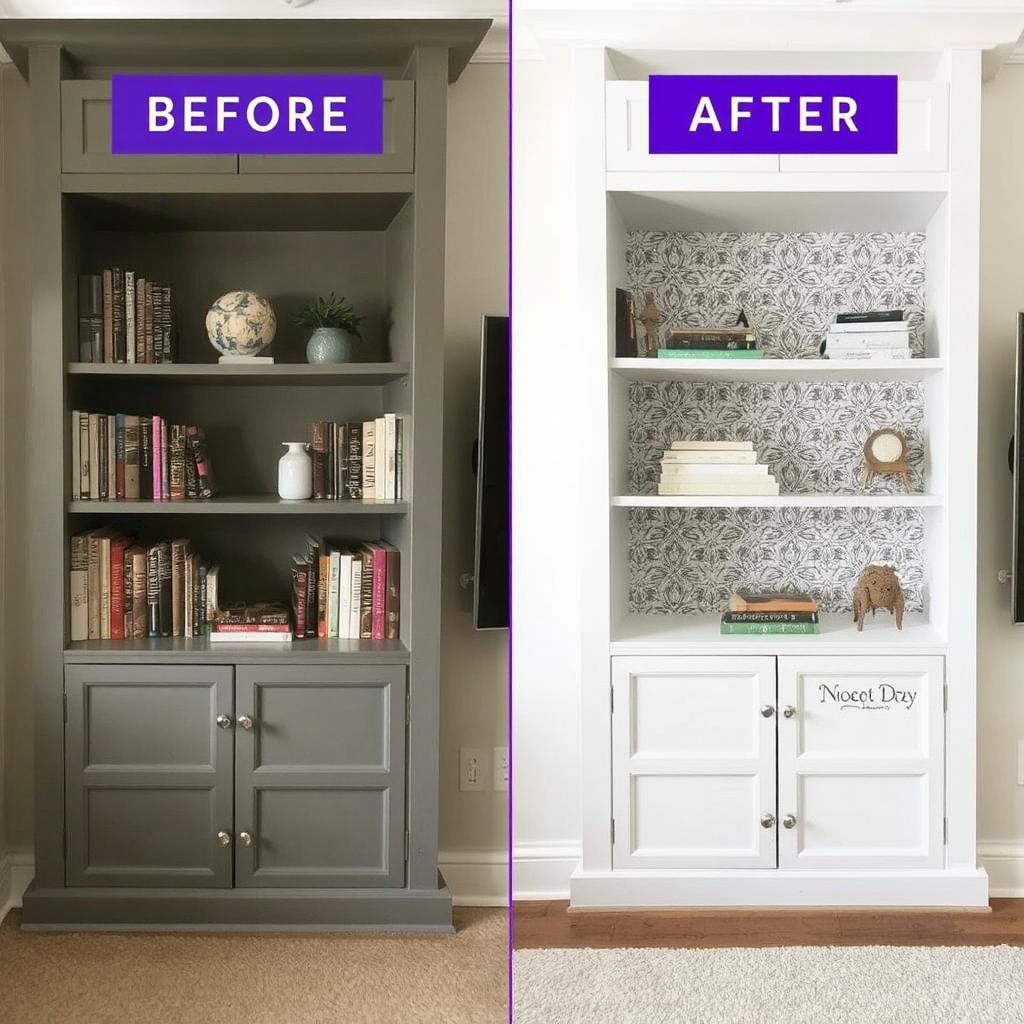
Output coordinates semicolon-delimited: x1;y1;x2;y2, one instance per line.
234;665;406;889
65;664;234;888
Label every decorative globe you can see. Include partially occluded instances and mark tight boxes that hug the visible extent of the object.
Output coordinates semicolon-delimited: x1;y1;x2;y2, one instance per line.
205;290;277;357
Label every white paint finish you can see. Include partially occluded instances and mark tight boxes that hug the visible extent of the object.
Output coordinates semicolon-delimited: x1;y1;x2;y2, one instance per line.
612;494;943;509
512;843;582;901
977;841;1024;897
778;655;945;869
612;356;946;383
780;81;949;174
613;656;776;869
606;82;778;173
569;865;990;909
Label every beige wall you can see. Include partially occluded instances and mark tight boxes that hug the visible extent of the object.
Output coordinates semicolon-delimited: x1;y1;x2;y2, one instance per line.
978;64;1024;849
2;62;31;853
439;62;509;856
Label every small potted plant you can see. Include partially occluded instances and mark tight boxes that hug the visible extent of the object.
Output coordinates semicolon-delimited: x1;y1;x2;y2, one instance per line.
295;293;364;364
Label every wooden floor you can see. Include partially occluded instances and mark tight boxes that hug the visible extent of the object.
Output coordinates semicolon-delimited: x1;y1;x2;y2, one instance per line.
513;899;1024;950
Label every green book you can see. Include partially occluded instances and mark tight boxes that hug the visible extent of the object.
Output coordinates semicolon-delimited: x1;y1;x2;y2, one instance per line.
658;348;764;360
720;621;821;636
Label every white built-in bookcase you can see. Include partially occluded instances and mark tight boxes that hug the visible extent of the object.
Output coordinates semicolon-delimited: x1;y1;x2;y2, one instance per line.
574;45;987;908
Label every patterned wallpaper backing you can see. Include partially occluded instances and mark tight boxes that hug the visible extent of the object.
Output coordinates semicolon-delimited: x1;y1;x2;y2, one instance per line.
624;231;929;616
625;230;927;359
628;507;926;616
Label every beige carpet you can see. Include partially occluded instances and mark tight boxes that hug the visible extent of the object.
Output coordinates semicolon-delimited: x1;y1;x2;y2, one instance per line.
513;945;1024;1024
1;907;508;1024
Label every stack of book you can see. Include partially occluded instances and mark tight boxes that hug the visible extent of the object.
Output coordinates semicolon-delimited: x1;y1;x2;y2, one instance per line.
721;590;820;635
69;532;218;641
290;538;401;641
308;415;404;502
78;270;176;364
658;327;762;360
70;412;215;501
210;603;292;644
658;441;780;496
822;310;910;361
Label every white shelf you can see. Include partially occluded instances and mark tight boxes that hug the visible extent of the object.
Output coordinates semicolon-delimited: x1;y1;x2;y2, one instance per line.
613;494;943;509
612;357;945;383
610;612;946;657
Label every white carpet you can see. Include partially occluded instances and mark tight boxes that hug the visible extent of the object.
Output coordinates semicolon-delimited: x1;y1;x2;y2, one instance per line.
513;946;1024;1024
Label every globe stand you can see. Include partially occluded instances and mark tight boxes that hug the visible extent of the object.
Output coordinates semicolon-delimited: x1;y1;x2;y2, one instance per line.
217;353;275;365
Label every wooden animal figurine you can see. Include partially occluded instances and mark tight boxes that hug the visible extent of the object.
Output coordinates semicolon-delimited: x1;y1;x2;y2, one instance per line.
852;564;905;631
638;291;661;357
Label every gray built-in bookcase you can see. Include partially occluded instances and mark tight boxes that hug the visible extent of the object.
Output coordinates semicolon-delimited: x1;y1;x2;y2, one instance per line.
3;18;490;930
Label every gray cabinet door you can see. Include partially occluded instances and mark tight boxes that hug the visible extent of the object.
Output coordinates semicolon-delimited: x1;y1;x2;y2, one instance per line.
234;665;406;888
65;664;234;888
237;81;414;174
61;81;238;173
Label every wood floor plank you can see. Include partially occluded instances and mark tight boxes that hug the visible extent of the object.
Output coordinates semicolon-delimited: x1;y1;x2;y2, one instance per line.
513;899;1024;950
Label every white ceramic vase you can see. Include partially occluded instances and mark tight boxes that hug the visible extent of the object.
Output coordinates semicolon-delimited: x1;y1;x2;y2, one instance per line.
278;442;313;500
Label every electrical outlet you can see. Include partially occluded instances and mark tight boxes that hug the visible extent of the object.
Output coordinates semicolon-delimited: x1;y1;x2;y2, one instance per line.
493;746;509;792
460;747;487;792
1018;740;1024;786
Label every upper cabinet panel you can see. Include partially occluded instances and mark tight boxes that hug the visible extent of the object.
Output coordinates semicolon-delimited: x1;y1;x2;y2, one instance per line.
238;81;415;174
606;81;779;173
779;81;948;173
61;80;239;174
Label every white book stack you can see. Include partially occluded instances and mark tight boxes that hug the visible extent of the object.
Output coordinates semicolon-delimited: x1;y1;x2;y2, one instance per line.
823;315;911;361
657;441;780;496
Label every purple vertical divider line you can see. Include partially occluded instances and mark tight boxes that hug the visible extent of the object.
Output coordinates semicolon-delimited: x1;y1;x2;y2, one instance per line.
506;0;514;1020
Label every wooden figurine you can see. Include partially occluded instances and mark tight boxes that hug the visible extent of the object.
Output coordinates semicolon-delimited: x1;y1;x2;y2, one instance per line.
862;428;912;493
852;564;905;631
638;291;660;358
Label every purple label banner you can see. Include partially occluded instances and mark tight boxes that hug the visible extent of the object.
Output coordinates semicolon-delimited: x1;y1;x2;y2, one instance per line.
111;74;384;155
648;75;897;155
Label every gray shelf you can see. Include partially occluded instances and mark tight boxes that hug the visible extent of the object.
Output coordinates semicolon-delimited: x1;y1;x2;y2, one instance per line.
68;496;409;515
63;637;410;665
67;361;410;386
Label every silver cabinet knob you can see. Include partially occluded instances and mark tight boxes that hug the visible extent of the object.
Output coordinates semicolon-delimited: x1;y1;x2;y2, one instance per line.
239;831;253;847
216;830;231;847
760;813;776;829
215;714;233;730
782;814;797;829
237;715;254;730
760;704;775;718
782;705;797;719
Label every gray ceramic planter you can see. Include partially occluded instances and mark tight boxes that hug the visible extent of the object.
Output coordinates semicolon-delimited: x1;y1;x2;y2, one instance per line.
306;327;356;364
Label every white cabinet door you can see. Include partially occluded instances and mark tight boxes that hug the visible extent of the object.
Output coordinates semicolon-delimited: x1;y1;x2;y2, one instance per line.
612;656;777;870
779;81;948;174
777;656;944;870
606;82;780;173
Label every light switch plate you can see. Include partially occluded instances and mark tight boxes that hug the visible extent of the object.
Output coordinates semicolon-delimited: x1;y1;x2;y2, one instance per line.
460;747;487;792
493;746;509;791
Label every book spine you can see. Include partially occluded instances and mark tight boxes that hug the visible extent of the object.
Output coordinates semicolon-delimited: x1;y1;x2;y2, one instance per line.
135;277;146;363
171;540;186;636
169;425;186;500
157;541;172;637
152;286;164;364
124;415;140;499
657;348;764;359
214;622;292;634
151;416;162;500
328;552;340;638
112;267;125;363
317;553;329;639
346;423;363;499
185;438;198;499
292;562;308;638
666;336;759;350
349;558;362;639
722;611;819;624
720;622;821;635
102;269;113;363
125;270;136;364
836;309;903;324
144;282;155;364
69;534;89;642
362;421;376;499
121;545;132;639
336;423;347;500
338;555;352;641
146;545;160;637
132;551;147;639
395;419;403;500
187;427;215;499
99;535;111;639
97;415;109;500
78;317;102;363
87;534;101;639
326;422;335;500
311;421;326;499
161;286;174;362
371;547;386;641
115;413;126;500
305;549;316;638
106;414;116;501
78;412;91;499
374;416;386;501
161;419;169;499
71;409;81;502
384;546;400;641
206;566;219;626
384;413;397;502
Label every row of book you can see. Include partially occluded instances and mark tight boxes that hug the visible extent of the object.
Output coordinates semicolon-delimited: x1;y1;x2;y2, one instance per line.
721;590;820;635
821;309;910;361
290;538;400;641
69;531;220;641
70;411;215;501
79;271;176;364
657;441;780;496
657;327;764;361
308;416;404;502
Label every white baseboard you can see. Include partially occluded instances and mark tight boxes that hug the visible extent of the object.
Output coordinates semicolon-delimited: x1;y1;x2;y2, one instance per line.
512;843;580;901
978;841;1024;896
0;852;34;924
439;849;509;907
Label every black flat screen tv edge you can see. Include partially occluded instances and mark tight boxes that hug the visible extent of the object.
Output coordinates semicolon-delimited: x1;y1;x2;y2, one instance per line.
472;314;509;630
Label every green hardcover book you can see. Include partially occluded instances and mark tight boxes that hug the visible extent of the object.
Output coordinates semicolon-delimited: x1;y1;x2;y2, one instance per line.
720;621;820;636
658;348;764;360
